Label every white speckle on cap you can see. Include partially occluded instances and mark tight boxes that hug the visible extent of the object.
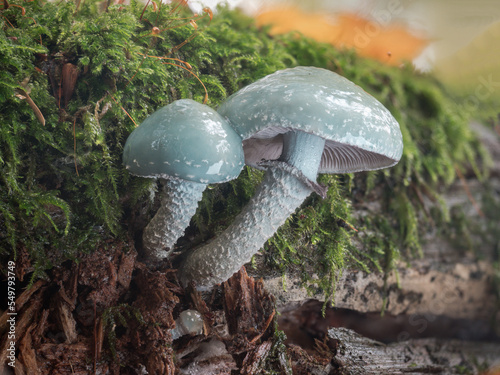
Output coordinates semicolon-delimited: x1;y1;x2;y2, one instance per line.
206;160;223;175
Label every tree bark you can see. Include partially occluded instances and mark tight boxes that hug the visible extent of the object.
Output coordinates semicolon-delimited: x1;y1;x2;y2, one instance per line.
328;327;500;375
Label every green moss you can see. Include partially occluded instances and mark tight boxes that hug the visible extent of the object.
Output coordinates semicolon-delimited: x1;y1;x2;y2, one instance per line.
257;327;293;374
0;1;492;305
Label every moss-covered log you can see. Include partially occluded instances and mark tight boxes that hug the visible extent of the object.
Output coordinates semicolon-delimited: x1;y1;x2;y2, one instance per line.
1;0;499;372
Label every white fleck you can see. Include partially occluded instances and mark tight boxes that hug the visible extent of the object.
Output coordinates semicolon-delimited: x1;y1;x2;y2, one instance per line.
206;160;223;175
216;139;230;153
151;140;160;150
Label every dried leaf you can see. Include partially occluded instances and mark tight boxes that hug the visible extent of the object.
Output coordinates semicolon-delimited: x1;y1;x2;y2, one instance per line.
256;7;427;66
62;63;79;108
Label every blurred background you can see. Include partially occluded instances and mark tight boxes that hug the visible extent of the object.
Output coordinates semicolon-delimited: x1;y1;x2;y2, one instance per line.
187;0;500;107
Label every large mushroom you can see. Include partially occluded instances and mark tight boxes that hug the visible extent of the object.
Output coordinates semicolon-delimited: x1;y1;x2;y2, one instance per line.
179;67;403;290
123;99;244;259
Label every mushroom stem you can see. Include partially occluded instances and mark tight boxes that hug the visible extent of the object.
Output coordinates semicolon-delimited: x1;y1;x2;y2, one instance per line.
279;130;325;181
179;131;325;290
143;178;206;259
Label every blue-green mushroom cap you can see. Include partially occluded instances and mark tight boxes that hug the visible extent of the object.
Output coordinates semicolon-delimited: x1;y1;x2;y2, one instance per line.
218;66;403;174
123;99;244;184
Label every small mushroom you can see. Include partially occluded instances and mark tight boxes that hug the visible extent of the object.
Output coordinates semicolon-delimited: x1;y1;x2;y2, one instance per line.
171;309;204;340
123;99;244;259
179;67;403;290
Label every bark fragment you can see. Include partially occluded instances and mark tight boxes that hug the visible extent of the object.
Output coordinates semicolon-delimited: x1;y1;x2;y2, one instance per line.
328;327;500;375
223;267;276;356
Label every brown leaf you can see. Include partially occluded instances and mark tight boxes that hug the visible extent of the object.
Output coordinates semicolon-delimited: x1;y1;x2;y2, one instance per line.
256;7;427;66
62;63;78;108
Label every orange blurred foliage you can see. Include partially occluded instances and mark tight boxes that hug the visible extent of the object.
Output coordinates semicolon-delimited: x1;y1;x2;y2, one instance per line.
256;6;427;66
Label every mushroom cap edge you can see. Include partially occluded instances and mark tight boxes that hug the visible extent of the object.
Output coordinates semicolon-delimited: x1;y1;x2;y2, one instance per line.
217;66;404;174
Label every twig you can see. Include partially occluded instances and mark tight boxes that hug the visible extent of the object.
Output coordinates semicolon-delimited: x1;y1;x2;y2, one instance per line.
73;118;79;176
109;93;138;127
16;88;45;126
250;309;276;344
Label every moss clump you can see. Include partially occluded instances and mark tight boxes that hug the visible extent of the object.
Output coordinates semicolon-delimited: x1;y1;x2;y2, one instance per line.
0;0;291;277
0;1;491;303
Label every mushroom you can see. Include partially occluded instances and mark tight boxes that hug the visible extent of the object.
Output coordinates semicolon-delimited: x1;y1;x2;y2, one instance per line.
179;67;403;290
123;99;244;259
171;309;204;340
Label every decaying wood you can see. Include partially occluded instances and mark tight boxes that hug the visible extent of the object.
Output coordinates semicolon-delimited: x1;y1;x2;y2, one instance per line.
53;285;78;344
282;327;500;375
0;288;44;371
36;340;96;375
0;279;44;336
1;241;174;374
223;267;276;356
177;338;238;375
18;331;40;375
287;343;334;375
280;299;498;347
240;341;274;374
328;327;500;375
130;266;178;374
32;309;49;347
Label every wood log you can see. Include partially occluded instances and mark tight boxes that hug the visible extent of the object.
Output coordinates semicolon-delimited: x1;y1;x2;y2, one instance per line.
328;327;500;375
